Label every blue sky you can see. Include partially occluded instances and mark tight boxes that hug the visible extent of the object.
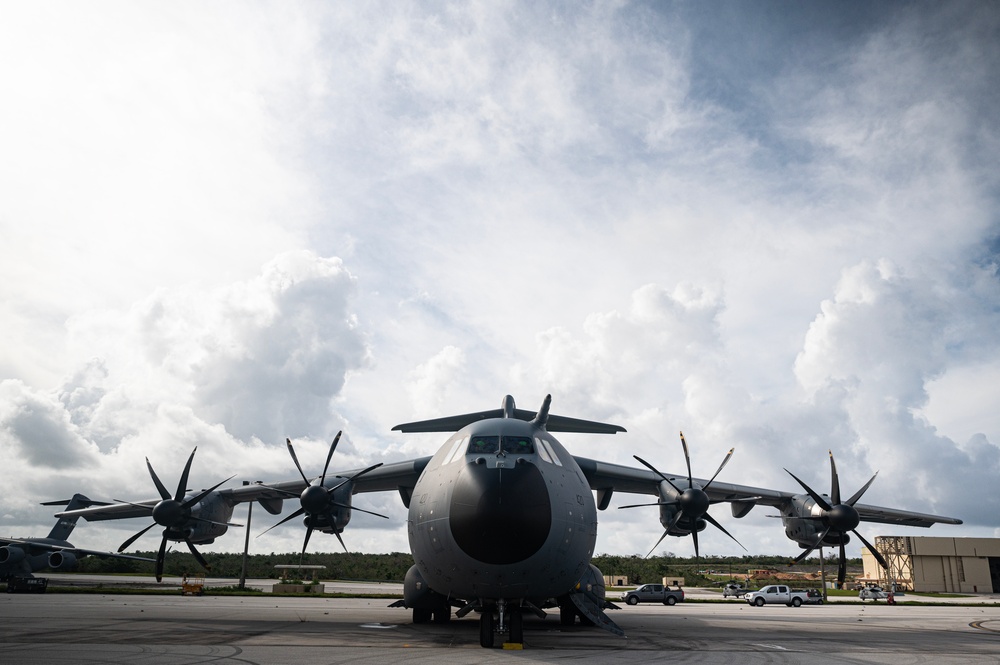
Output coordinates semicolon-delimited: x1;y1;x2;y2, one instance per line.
1;1;998;560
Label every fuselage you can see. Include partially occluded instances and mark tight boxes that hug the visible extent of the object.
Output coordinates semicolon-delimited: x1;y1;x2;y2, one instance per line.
407;417;597;601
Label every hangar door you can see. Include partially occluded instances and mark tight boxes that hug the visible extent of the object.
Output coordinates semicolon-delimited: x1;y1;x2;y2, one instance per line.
989;558;1000;593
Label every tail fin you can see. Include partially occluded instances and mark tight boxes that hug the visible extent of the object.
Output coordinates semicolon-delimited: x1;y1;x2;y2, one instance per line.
391;394;626;434
41;494;110;541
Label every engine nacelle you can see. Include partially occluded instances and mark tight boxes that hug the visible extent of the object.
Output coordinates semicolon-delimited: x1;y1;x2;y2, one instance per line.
48;551;78;570
780;493;849;550
0;546;26;565
183;491;237;544
304;481;355;534
656;481;708;536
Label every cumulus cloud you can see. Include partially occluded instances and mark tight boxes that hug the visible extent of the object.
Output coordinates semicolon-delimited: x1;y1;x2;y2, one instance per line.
2;2;998;557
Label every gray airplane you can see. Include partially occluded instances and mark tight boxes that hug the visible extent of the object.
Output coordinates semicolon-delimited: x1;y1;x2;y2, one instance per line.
58;395;963;647
1;494;154;584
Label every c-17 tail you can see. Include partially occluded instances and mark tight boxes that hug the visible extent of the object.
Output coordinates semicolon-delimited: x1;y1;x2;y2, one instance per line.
40;494;111;541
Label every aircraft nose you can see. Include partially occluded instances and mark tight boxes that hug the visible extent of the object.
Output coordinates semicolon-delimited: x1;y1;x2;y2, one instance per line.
449;461;551;564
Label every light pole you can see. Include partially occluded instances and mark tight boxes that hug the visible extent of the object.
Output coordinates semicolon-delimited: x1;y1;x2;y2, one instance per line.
819;547;828;602
238;481;262;590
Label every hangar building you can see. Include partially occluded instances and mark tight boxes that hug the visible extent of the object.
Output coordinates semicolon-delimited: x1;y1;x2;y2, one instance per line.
862;536;1000;593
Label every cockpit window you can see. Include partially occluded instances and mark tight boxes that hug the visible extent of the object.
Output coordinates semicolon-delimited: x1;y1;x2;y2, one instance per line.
468;436;499;454
501;436;534;454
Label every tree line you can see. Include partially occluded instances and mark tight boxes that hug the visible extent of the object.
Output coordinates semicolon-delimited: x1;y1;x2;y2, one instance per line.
76;551;860;585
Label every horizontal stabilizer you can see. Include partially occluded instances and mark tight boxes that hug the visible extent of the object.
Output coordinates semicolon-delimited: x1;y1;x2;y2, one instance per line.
391;395;625;434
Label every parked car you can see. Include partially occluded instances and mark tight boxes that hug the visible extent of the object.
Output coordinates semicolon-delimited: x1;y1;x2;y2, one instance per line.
722;583;746;598
745;584;820;607
620;584;685;606
859;586;889;601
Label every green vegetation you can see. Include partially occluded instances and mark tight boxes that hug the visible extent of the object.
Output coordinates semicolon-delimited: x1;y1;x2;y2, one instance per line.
75;551;861;587
78;550;417;581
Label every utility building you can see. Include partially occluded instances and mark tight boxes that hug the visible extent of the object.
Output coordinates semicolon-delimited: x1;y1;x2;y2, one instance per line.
862;536;1000;593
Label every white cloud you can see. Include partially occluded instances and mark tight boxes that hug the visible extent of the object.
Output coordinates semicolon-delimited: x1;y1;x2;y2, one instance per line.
1;2;997;560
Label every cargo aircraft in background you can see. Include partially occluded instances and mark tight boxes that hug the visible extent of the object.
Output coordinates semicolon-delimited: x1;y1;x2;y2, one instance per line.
1;494;154;584
58;395;963;648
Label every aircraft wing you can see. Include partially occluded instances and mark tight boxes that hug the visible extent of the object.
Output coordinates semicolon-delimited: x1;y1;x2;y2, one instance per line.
574;456;963;528
56;456;434;522
0;537;156;562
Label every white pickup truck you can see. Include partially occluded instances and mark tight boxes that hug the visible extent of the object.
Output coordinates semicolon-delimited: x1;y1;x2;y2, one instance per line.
745;585;823;607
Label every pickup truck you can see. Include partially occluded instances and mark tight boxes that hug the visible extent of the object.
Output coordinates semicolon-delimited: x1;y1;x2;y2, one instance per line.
745;585;822;607
620;584;685;606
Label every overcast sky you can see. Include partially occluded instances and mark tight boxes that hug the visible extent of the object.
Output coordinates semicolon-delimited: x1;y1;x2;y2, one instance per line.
2;1;998;563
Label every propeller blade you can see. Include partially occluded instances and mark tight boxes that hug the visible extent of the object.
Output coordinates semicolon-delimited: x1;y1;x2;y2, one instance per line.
320;432;342;486
703;448;735;492
286;438;311;486
646;510;685;558
330;463;385;493
691;528;700;558
853;529;889;571
111;499;156;514
186;540;210;571
188;516;243;528
334;530;348;553
182;475;237;510
679;432;694;487
301;525;315;561
263;486;300;499
790;527;831;564
784;468;833;512
644;529;671;559
118;522;156;552
829;451;841;506
257;507;306;537
155;536;167;583
146;459;172;501
618;500;679;509
845;472;879;507
174;448;198;502
329;501;388;519
633;455;683;494
704;513;747;552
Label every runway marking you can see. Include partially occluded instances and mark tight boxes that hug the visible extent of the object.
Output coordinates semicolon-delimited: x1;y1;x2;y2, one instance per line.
753;643;789;650
970;620;1000;633
360;623;400;629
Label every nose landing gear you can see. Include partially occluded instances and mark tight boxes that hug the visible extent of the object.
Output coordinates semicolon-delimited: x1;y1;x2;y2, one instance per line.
478;599;524;648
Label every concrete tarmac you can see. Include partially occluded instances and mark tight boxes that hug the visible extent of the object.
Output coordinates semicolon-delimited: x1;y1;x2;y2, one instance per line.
3;592;1000;665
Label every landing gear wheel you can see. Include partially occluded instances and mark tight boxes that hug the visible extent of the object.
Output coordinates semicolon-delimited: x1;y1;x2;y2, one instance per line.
432;607;451;623
559;603;576;626
509;609;523;644
413;607;432;624
479;610;496;648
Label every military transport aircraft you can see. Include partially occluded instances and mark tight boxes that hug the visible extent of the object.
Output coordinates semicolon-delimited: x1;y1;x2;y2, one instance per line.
57;395;962;648
1;494;154;583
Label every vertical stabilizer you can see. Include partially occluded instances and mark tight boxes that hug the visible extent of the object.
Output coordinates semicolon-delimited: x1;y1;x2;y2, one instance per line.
41;494;100;541
500;395;517;418
531;394;552;429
